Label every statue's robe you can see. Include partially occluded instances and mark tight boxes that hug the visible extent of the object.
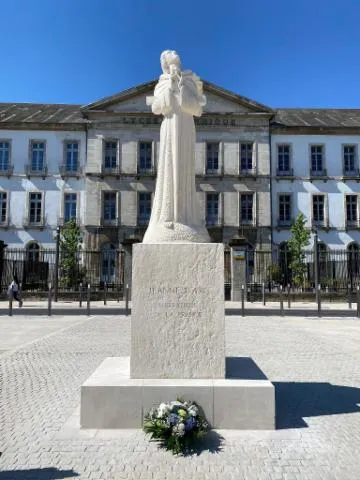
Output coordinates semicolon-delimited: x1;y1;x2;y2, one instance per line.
143;71;210;243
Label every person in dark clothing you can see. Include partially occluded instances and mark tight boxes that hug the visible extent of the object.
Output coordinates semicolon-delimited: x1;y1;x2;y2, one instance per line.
9;275;23;307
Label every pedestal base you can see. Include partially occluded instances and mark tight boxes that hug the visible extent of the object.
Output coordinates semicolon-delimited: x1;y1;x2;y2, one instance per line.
80;357;275;430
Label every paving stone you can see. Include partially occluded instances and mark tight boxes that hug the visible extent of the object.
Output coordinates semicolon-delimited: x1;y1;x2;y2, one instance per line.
0;314;360;479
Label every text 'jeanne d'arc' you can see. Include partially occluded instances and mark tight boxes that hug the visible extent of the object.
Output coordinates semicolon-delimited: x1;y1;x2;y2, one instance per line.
148;286;206;295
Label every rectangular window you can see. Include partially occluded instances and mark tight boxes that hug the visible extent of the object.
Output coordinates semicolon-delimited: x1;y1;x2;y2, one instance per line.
138;192;151;224
206;193;219;225
240;193;253;224
346;195;358;224
0;192;7;223
29;193;42;224
104;141;117;169
206;142;219;174
277;144;291;174
138;142;152;173
64;193;77;222
31;142;45;171
343;145;357;174
65;142;79;172
0;141;10;171
278;194;291;225
103;192;117;221
310;145;324;175
312;195;325;224
240;143;253;172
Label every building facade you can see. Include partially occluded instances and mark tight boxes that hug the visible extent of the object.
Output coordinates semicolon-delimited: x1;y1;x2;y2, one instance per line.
0;104;86;254
271;109;360;256
1;82;360;281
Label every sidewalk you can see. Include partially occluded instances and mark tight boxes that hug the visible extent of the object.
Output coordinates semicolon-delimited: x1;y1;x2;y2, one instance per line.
0;299;358;316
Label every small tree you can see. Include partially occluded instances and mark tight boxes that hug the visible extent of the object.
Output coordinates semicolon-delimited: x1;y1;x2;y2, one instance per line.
59;219;83;289
287;213;311;287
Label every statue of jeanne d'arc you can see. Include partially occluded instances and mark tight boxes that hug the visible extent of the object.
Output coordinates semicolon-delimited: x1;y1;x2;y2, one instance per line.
143;50;210;243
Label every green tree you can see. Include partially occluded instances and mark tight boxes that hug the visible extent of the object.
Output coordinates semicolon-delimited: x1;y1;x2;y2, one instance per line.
287;213;311;287
59;219;83;289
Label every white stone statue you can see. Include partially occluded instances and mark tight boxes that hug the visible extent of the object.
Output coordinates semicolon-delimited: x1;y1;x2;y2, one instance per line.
143;50;210;243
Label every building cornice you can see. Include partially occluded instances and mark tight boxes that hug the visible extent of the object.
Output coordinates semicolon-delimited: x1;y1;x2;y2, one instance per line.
0;122;86;131
271;126;360;135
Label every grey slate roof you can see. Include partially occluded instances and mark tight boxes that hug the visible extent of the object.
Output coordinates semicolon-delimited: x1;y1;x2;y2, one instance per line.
1;101;360;129
274;109;360;128
0;103;84;124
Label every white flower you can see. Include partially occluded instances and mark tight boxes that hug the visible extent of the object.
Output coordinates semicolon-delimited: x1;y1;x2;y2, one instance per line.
173;422;185;437
188;405;198;417
157;402;170;418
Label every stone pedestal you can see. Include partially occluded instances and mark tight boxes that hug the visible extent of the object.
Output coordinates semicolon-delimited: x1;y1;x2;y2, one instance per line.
81;357;275;429
80;242;276;430
131;243;225;379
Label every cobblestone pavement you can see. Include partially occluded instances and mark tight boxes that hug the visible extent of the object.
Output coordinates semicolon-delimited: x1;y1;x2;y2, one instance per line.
0;314;360;479
0;316;90;355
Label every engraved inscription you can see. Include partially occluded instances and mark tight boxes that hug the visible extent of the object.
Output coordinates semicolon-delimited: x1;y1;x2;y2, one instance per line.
148;285;209;321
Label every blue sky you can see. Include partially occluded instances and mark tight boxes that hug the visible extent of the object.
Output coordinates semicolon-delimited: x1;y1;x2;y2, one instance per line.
2;0;360;107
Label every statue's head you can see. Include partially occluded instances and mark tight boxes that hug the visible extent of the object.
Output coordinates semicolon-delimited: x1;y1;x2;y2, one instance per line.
160;50;181;74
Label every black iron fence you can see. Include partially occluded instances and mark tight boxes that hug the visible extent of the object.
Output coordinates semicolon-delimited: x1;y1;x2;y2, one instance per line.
0;248;125;293
224;248;360;293
1;246;359;296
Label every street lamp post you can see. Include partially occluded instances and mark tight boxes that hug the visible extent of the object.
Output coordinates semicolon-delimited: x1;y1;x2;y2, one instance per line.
54;226;60;302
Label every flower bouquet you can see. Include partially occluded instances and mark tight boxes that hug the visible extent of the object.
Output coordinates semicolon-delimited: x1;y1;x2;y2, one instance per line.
143;399;209;454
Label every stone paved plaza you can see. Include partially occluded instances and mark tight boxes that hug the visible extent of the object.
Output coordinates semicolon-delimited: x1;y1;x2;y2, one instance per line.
0;310;360;479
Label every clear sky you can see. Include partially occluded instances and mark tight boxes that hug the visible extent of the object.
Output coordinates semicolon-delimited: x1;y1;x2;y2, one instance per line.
2;0;360;108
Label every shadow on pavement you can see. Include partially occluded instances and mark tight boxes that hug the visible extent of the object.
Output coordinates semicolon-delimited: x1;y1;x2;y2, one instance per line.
226;356;268;379
151;430;224;457
275;381;360;429
0;467;79;479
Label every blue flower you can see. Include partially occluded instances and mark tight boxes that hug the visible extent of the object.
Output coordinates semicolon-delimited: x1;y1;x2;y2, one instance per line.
185;417;196;431
167;413;180;426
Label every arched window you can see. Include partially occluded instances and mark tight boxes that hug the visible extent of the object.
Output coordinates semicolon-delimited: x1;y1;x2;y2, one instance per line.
26;242;40;262
347;242;359;280
317;242;331;285
278;242;291;286
246;244;254;281
24;242;46;290
101;243;116;283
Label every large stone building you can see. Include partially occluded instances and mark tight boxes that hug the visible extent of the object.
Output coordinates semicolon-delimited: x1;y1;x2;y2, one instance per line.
1;80;360;285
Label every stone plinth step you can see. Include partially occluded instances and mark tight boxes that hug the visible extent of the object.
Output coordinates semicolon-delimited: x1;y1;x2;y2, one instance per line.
80;357;275;430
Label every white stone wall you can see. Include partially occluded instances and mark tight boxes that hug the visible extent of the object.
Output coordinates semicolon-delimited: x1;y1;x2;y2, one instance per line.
272;134;360;249
84;123;271;235
0;129;86;248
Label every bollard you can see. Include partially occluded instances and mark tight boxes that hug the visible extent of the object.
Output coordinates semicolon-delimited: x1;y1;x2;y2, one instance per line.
9;297;12;316
280;286;284;315
348;283;352;309
104;282;107;306
48;282;52;316
117;284;121;303
87;284;91;316
79;283;83;308
287;284;291;309
317;284;321;317
262;282;266;306
357;285;360;318
125;284;129;316
241;284;245;317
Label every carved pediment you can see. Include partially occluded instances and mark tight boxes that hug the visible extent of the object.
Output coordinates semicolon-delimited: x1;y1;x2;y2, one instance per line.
82;79;272;116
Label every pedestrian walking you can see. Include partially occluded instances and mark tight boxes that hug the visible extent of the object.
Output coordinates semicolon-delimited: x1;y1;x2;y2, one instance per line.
8;275;23;307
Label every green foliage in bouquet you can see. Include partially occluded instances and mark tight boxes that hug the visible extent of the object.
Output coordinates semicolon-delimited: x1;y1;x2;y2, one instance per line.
143;399;209;455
